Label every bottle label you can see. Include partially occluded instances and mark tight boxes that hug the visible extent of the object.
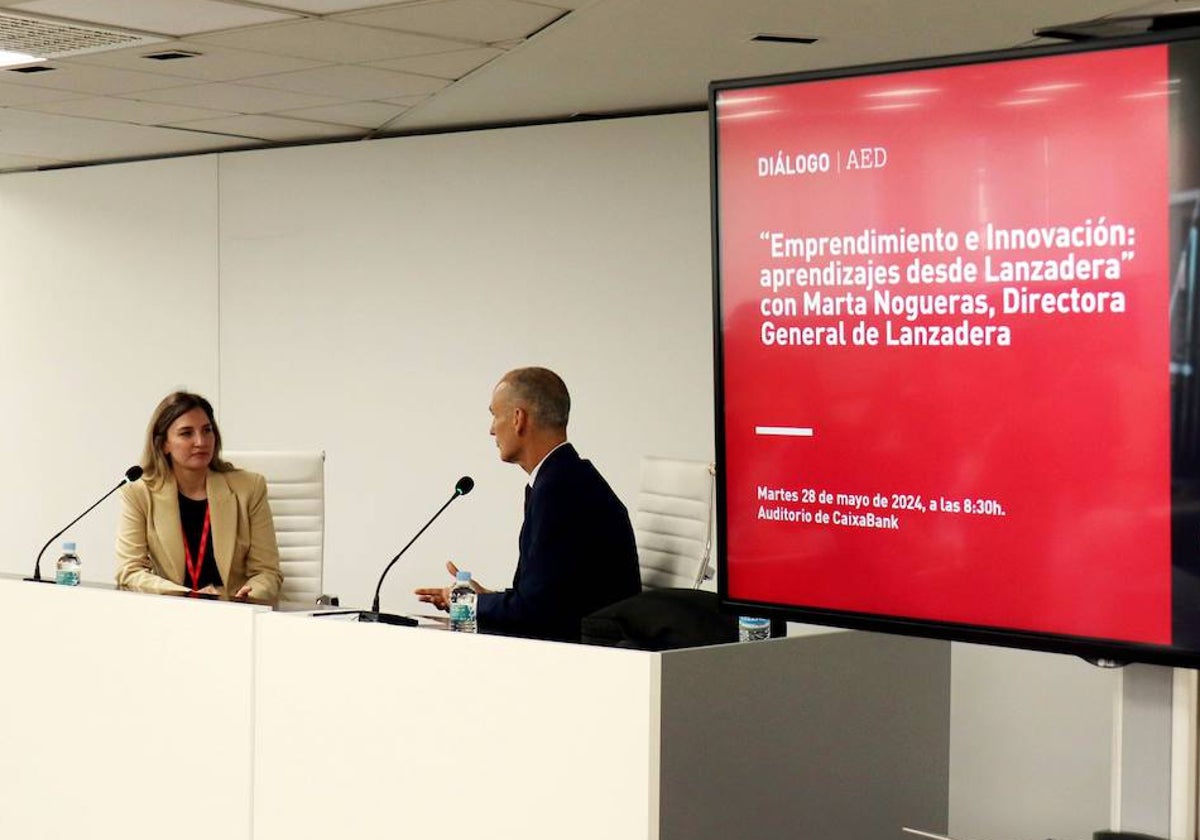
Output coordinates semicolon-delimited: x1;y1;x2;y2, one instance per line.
56;569;80;586
738;616;770;642
449;603;474;622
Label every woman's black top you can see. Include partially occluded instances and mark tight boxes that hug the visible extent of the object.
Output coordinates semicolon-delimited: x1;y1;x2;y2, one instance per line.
178;493;222;590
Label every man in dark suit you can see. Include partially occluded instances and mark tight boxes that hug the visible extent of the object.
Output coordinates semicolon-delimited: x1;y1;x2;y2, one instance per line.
416;367;641;641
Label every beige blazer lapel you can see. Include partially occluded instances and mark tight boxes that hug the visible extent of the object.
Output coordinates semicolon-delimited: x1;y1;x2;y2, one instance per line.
207;471;236;589
150;476;186;585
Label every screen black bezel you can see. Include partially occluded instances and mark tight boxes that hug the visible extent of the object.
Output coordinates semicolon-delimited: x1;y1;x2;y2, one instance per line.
710;28;1200;669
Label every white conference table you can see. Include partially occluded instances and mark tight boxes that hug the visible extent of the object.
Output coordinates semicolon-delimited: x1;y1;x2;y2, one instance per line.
0;575;951;840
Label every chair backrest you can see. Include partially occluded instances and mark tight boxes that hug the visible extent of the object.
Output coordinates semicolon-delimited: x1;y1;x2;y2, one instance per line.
633;456;716;589
224;450;325;607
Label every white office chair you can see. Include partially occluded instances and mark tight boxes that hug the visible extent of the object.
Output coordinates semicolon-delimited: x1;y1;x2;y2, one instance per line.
633;456;716;589
224;450;326;608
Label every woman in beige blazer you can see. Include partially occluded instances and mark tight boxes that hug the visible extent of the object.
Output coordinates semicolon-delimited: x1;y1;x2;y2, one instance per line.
115;391;283;604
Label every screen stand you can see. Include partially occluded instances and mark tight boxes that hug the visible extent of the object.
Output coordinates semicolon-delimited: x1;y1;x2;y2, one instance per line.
1110;664;1194;838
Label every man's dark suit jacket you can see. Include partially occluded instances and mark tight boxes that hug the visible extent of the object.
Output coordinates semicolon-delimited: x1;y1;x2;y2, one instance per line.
476;443;641;642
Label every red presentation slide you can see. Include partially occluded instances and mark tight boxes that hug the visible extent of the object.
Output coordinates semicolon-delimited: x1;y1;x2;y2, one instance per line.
716;46;1172;644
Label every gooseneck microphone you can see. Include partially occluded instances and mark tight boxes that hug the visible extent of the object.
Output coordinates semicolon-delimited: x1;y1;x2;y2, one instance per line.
356;476;474;627
27;465;144;584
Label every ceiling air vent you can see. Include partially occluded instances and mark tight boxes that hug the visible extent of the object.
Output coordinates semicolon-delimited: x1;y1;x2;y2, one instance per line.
751;33;819;45
142;50;201;61
0;11;163;59
8;64;53;73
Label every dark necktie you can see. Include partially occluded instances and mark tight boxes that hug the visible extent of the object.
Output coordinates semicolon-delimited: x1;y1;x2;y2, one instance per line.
524;483;532;513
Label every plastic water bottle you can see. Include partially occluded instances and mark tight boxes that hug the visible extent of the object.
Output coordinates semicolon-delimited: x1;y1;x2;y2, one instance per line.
738;615;770;642
449;570;477;633
55;541;81;586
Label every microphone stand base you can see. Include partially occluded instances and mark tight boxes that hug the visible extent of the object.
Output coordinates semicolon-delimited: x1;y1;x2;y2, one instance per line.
23;576;56;584
358;611;419;627
311;610;419;627
336;609;424;624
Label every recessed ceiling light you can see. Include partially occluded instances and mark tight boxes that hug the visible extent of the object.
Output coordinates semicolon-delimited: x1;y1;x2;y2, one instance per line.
0;49;43;69
0;10;163;60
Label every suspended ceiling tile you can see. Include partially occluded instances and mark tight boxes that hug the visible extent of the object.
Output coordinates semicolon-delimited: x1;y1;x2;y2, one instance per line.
9;0;300;37
18;94;234;125
66;40;326;82
134;81;344;113
0;106;251;160
366;45;502;80
245;64;447;98
377;92;427;107
0;0;1149;172
0;151;68;170
0;78;83;105
248;0;423;12
268;100;407;129
339;0;567;44
166;113;362;142
193;19;470;64
0;61;200;95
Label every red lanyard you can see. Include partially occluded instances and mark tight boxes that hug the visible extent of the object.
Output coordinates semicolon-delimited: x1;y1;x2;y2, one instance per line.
183;506;212;590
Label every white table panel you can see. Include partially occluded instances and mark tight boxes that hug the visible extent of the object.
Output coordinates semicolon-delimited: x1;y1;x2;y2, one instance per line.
0;578;264;840
253;613;658;839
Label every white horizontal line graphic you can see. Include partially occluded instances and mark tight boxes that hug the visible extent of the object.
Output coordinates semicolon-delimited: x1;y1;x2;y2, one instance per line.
754;426;814;437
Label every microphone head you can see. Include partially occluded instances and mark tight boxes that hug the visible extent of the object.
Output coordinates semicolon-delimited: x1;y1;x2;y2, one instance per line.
455;476;475;496
125;465;144;482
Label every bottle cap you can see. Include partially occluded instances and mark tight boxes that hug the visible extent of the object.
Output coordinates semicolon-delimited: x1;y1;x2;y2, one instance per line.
62;541;77;552
455;570;471;582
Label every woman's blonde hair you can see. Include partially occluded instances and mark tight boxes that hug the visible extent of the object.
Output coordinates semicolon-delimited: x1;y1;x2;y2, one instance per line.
140;391;234;485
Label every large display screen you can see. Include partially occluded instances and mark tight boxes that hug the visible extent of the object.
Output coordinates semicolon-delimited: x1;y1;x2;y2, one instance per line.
712;33;1200;665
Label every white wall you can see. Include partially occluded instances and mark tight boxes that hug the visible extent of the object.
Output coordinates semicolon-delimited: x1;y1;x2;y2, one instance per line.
949;643;1120;840
215;113;714;607
0;155;219;578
